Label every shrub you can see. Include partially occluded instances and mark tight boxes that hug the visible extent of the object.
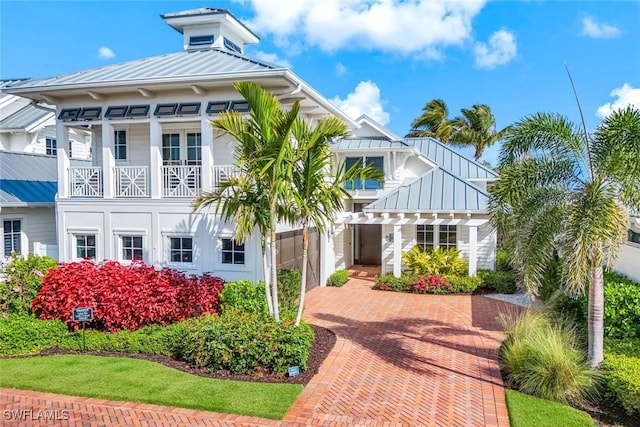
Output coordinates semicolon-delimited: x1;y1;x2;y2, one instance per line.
326;270;349;287
402;246;468;277
0;253;58;315
60;322;187;357
478;269;517;294
220;280;268;314
496;250;514;272
0;314;68;355
373;274;414;292
444;275;483;293
181;312;314;376
602;339;640;415
499;310;600;405
277;269;300;313
31;260;224;332
412;275;451;294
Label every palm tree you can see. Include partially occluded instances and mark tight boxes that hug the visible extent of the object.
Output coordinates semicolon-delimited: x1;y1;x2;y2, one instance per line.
489;107;640;367
450;104;511;161
195;81;300;322
406;99;454;141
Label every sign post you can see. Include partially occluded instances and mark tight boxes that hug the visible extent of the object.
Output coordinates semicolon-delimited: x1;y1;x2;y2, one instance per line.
72;307;93;352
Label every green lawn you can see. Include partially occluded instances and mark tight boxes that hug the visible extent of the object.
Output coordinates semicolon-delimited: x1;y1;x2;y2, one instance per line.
0;355;302;420
505;390;595;427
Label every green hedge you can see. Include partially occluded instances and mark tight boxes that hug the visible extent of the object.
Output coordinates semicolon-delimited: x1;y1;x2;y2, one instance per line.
277;269;300;313
181;312;314;376
326;270;349;287
478;269;517;294
220;280;268;315
603;339;640;415
443;275;482;293
0;314;68;355
374;273;482;294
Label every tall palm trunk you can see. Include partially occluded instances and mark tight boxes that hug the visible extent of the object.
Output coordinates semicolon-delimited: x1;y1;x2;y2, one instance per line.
588;262;605;367
295;222;309;326
270;225;280;322
261;237;273;316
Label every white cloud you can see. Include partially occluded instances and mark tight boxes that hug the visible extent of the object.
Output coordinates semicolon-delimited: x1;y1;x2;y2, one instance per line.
597;83;640;118
335;62;347;77
253;51;292;68
245;0;486;55
97;46;115;60
330;81;390;125
581;17;620;39
473;29;517;69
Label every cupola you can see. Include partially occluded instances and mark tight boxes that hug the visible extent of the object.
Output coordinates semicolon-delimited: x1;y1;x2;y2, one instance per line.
161;8;259;54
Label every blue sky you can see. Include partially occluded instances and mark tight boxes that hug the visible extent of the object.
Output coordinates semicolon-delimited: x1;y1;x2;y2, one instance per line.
2;1;639;165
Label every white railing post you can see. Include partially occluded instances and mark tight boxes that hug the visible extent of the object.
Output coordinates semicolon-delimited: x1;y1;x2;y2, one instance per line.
201;118;214;193
56;122;70;198
149;119;162;199
115;166;148;197
102;121;114;198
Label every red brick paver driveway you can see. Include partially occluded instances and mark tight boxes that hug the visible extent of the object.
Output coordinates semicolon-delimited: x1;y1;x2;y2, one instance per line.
1;271;516;426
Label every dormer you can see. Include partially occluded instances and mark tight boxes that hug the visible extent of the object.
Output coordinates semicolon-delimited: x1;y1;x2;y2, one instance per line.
161;8;259;54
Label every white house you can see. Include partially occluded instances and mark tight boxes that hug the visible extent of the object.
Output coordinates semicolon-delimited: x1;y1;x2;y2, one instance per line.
5;7;498;286
615;212;640;282
0;80;92;258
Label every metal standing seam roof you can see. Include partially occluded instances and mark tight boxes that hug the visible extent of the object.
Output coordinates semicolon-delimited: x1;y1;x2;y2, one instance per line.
364;167;491;213
0;180;57;204
331;138;412;151
406;137;498;180
0;104;51;131
0;151;58;181
7;49;284;91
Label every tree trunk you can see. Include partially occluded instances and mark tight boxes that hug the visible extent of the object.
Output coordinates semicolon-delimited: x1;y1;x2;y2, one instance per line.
270;226;280;322
474;146;483;161
588;263;604;368
261;238;273;316
295;223;309;327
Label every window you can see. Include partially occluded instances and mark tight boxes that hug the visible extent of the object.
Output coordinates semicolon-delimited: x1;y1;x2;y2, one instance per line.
439;225;457;250
45;138;57;156
187;132;202;165
162;133;180;165
629;229;640;245
75;234;96;259
189;35;214;47
3;220;21;256
416;225;434;251
114;130;127;160
122;236;143;261
170;237;193;263
221;238;244;265
345;156;384;190
223;37;242;53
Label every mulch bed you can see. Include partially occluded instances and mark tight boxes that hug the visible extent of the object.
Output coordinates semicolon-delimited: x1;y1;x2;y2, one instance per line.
36;324;336;385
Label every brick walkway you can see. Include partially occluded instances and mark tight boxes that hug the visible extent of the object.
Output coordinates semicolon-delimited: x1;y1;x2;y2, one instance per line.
1;270;516;426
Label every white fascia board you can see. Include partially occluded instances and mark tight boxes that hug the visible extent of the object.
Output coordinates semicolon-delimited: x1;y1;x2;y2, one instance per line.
24;114;55;133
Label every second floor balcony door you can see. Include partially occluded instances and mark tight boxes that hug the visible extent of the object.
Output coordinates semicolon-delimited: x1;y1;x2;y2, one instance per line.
162;131;202;197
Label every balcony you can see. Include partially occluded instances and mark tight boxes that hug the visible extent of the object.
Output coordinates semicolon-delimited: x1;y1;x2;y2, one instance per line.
66;165;242;199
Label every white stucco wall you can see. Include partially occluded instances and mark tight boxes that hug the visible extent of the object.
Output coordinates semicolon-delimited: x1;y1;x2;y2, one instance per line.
614;243;640;283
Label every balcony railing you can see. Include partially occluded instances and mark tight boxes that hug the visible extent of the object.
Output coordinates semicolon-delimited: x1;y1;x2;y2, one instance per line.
115;166;149;197
212;165;241;188
162;165;202;198
70;167;103;197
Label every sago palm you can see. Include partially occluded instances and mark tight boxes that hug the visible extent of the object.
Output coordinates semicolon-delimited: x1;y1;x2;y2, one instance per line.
450;104;511;161
489;107;640;367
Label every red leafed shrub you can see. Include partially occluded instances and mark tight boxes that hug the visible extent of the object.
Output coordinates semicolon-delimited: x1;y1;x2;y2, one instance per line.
31;260;224;332
412;274;451;294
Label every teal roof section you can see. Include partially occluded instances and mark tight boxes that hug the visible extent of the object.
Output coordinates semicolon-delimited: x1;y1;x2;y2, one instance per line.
364;167;490;213
406;137;498;180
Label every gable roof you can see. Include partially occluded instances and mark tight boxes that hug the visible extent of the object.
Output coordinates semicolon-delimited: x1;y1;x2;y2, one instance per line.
5;48;284;92
0;103;51;132
331;137;413;151
406;137;498;180
364;167;490;213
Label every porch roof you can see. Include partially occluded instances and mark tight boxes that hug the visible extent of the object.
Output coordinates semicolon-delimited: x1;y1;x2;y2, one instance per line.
364;167;491;213
406;137;498;180
0;103;51;132
0;180;57;205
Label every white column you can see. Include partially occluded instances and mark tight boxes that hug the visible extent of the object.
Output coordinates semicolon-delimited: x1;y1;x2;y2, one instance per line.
200;118;214;193
101;122;114;198
433;224;440;249
393;225;402;277
468;225;478;276
319;230;335;286
149;118;162;198
56;123;70;198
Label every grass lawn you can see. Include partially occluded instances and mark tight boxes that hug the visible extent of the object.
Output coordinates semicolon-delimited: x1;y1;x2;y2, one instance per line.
0;355;302;420
505;390;595;427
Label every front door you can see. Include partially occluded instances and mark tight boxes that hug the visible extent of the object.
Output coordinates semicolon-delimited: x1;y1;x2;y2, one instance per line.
357;224;381;265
